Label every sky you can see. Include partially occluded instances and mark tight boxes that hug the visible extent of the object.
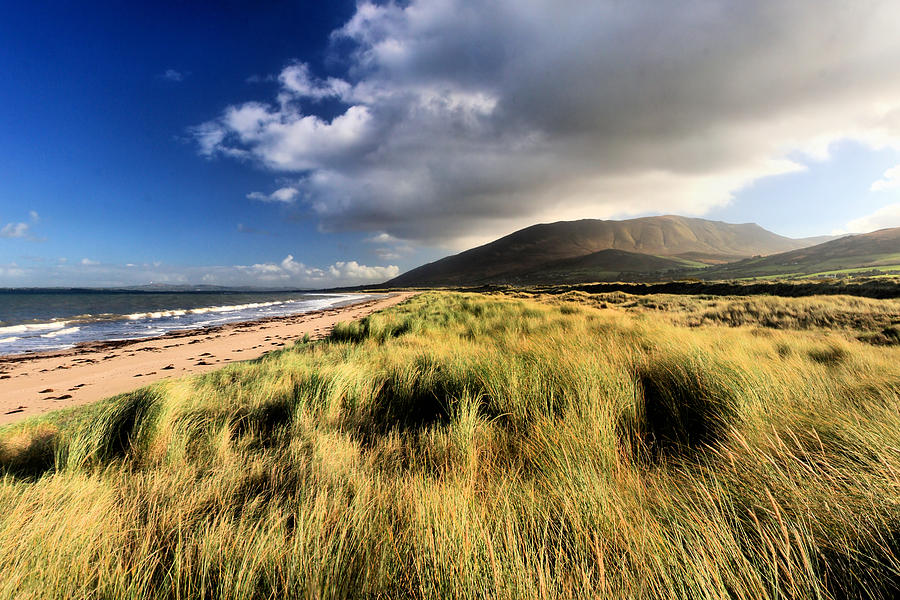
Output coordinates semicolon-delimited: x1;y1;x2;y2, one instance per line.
2;0;900;288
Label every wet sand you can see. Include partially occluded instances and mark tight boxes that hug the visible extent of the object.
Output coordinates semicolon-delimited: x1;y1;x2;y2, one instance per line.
0;292;416;426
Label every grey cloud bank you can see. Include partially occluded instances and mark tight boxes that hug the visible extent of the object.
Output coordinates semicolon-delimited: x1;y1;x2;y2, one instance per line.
193;0;900;248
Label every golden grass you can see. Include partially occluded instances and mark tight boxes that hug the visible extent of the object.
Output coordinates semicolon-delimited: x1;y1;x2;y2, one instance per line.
1;291;899;598
523;289;900;342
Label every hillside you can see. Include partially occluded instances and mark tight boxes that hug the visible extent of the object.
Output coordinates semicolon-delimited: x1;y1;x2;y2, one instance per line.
387;215;821;287
487;249;690;285
699;227;900;279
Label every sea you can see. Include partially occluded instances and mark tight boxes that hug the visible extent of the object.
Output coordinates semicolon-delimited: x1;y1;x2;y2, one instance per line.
0;290;372;356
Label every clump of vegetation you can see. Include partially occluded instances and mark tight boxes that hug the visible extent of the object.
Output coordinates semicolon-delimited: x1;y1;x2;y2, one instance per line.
0;423;58;478
629;352;743;460
1;292;899;599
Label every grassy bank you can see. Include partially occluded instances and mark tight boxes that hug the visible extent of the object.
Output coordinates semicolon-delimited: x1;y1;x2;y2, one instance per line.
471;277;900;299
2;292;900;598
512;290;900;345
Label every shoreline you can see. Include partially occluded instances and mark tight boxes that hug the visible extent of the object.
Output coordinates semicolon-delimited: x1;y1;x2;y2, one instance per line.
0;293;378;365
0;292;416;426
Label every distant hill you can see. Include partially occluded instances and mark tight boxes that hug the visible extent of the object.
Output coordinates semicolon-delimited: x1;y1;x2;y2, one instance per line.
386;215;823;287
698;227;900;279
796;234;845;247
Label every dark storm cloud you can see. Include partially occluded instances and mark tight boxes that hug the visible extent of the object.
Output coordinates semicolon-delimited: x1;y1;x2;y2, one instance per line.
194;0;900;248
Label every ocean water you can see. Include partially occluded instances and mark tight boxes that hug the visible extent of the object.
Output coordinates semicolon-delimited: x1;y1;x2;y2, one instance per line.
0;290;372;355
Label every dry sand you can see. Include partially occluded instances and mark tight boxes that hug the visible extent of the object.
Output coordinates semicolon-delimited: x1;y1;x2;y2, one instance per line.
0;292;416;426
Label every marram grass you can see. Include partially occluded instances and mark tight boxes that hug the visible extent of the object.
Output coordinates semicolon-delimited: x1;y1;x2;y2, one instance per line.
1;291;900;599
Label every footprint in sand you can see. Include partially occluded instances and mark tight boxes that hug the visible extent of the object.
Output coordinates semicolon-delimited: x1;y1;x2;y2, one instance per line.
161;365;175;370
55;395;72;400
39;388;54;393
5;406;25;414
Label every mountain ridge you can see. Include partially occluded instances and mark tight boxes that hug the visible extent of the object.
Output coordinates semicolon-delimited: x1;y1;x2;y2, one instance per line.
386;215;832;287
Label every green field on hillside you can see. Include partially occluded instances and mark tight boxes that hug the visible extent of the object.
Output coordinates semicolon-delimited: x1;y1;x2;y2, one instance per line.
2;292;900;599
693;252;900;281
803;264;900;277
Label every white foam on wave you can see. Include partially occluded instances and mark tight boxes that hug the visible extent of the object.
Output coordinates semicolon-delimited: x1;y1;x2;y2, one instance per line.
40;326;81;338
189;300;295;315
0;336;20;344
124;301;297;321
0;321;68;335
126;309;188;320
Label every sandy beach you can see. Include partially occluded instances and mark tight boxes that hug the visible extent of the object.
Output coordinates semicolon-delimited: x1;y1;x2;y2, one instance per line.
0;292;415;426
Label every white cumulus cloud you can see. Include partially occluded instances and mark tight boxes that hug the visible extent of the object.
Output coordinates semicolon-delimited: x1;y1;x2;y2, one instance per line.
247;187;300;203
1;209;44;240
279;62;351;100
193;0;900;248
871;164;900;192
237;255;398;286
329;260;399;281
846;203;900;233
0;222;30;239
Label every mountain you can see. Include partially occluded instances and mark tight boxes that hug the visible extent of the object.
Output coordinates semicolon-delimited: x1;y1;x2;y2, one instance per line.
386;215;822;287
487;250;690;285
698;227;900;279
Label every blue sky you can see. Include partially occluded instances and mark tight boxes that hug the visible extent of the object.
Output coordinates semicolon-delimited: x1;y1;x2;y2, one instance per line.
2;1;900;287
